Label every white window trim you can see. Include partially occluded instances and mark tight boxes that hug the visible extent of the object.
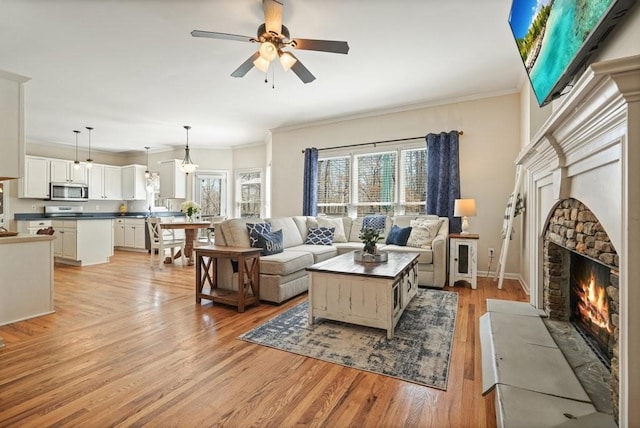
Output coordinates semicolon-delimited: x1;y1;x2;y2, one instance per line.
194;170;229;218
235;168;264;218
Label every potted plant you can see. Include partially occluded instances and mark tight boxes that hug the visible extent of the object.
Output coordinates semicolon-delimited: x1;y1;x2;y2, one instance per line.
355;227;387;262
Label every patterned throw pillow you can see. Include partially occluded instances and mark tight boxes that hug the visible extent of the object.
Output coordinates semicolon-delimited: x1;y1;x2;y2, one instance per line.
385;225;412;246
254;229;284;256
246;223;272;247
406;219;443;248
317;217;347;243
362;215;387;233
305;227;335;245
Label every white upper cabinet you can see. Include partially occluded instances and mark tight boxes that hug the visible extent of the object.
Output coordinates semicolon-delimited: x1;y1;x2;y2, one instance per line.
159;159;186;199
19;156;50;199
121;164;147;200
0;69;29;181
89;164;122;200
50;159;87;184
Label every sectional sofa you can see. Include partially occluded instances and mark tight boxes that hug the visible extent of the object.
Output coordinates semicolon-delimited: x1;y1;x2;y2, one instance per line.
215;215;449;304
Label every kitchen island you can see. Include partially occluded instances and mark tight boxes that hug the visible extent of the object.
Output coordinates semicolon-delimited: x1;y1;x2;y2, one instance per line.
0;234;55;326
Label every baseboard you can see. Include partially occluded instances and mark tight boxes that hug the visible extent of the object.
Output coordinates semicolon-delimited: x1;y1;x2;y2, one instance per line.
476;271;530;295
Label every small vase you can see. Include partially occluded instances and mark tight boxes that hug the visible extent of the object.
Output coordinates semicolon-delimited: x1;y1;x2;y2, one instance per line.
187;215;194;223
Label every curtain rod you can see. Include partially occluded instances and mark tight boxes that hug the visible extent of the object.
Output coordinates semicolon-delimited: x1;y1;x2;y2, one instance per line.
300;131;463;153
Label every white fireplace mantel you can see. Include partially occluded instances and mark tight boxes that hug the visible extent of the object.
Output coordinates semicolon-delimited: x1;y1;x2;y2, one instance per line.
516;55;640;427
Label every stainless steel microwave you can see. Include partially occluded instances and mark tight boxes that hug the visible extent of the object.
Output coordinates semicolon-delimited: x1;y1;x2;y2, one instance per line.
50;182;89;201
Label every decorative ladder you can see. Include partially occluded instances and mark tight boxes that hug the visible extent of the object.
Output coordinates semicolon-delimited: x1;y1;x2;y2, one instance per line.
494;164;523;289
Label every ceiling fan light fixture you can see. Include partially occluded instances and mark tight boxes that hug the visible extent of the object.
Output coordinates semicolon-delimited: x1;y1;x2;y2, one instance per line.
253;55;270;73
258;41;278;62
279;51;297;71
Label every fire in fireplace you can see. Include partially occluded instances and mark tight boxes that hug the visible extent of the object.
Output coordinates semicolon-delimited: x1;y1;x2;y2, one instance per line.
570;252;613;367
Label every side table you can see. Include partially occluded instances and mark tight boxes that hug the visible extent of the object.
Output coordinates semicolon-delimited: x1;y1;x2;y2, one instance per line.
449;233;479;289
195;245;261;312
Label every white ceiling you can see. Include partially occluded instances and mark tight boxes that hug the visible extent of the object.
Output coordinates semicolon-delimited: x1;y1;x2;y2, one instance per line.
1;0;524;153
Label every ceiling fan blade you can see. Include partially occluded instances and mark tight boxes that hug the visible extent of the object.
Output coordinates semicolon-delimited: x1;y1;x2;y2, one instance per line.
231;52;260;78
263;0;283;35
291;38;349;54
288;53;316;84
191;30;254;43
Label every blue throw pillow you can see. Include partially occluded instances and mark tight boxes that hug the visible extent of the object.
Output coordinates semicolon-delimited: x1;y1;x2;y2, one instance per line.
362;215;387;233
385;225;412;246
255;229;284;256
247;223;272;247
305;227;335;245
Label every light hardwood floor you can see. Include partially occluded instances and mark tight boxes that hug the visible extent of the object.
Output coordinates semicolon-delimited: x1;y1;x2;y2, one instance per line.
0;250;528;427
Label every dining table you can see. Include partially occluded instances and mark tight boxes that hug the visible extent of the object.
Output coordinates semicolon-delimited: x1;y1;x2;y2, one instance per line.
159;221;211;266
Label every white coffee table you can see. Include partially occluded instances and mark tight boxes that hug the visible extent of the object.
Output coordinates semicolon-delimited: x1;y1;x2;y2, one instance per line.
306;251;420;339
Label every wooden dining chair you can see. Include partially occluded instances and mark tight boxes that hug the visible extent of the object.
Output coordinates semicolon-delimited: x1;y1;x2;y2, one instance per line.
147;217;186;267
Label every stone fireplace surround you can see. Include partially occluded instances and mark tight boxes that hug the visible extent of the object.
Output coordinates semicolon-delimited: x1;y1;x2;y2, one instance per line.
543;198;619;417
517;56;640;426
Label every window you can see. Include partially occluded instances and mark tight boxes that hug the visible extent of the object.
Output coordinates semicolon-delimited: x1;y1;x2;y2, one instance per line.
236;170;262;218
317;156;350;216
355;152;396;216
400;148;427;214
195;171;227;219
317;147;426;216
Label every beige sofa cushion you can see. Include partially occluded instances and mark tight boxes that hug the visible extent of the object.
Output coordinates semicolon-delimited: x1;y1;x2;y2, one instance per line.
316;217;348;242
349;216;393;242
289;244;337;263
260;250;314;276
267;217;304;248
381;245;433;264
219;217;266;247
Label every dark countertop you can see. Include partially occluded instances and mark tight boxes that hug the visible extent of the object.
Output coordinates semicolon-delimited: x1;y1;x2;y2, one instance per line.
14;212;184;221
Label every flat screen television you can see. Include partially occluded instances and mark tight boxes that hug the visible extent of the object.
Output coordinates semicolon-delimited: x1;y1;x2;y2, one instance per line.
508;0;637;106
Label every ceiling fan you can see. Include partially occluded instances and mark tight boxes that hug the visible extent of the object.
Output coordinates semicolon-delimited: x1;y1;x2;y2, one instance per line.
191;0;349;84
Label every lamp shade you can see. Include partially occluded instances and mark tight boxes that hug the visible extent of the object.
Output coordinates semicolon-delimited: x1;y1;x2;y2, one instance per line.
454;198;477;217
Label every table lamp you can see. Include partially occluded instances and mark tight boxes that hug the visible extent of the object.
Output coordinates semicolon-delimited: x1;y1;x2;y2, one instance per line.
454;198;477;234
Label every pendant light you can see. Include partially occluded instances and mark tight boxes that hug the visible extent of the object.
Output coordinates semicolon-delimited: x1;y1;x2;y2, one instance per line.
179;125;198;175
144;146;151;178
85;126;94;169
73;130;81;170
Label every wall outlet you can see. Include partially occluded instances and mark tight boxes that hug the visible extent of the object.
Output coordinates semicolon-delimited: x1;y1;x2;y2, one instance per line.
95;205;100;211
31;205;37;211
488;248;495;258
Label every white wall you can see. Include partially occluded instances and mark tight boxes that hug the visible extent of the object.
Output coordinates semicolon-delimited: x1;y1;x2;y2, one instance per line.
271;93;522;275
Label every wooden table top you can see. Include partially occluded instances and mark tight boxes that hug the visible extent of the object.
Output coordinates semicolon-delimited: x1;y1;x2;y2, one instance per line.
306;251;419;279
195;245;262;257
159;221;211;230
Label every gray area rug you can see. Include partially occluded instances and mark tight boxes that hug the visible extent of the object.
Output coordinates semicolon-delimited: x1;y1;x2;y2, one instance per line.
239;289;458;390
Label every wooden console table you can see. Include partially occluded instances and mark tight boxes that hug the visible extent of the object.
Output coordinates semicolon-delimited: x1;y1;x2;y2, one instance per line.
195;245;261;312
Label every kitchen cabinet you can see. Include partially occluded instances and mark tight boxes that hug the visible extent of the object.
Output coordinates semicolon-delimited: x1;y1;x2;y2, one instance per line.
0;69;29;181
114;218;125;247
89;164;122;200
52;219;113;266
50;159;87;184
52;220;77;260
159;159;186;199
19;156;50;199
123;218;146;249
121;164;147;201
